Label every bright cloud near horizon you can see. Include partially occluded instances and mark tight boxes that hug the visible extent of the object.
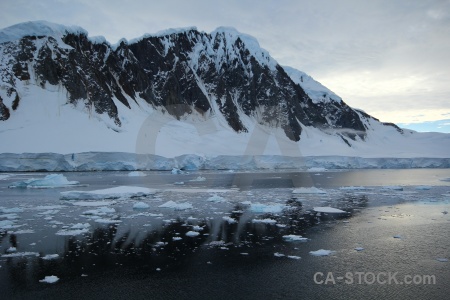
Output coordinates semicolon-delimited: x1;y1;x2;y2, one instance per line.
1;0;449;132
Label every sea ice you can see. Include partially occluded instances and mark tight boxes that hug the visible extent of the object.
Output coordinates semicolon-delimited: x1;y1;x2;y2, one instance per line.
282;235;308;242
133;202;150;209
313;207;346;213
158;201;193;210
287;255;301;260
72;201;115;207
9;174;80;188
39;275;59;283
95;218;122;224
354;247;365;251
189;176;206;182
61;186;157;200
70;223;90;229
171;168;182;174
186;231;200;237
307;167;327;172
274;252;285;257
207;194;226;202
56;228;90;235
309;249;336;256
436;258;448;262
128;171;147;177
252;218;277;224
381;186;404;191
292;187;327;194
1;207;24;213
2;252;39;257
41;254;60;260
223;216;237;224
249;203;285;213
83;207;116;215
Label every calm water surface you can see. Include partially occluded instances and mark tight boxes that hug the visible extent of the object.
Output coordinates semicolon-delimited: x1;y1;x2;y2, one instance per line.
0;169;449;299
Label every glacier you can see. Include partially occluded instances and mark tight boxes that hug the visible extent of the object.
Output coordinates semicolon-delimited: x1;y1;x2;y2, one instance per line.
0;152;449;172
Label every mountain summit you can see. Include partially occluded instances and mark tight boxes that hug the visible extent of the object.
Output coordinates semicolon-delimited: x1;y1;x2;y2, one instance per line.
0;21;448;158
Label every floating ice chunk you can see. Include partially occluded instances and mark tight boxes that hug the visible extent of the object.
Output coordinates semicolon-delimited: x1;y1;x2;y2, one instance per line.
2;252;39;257
207;194;226;202
71;223;90;229
282;235;308;242
171;168;182;174
61;186;157;200
307;167;327;172
0;174;11;180
252;218;277;224
172;237;183;241
313;207;346;213
95;218;122;224
72;201;115;207
41;254;59;260
0;213;20;219
0;220;14;229
128;171;147;177
133;202;150;209
39;275;59;284
309;249;336;256
174;182;185;185
189;176;206;182
250;203;285;213
274;252;285;257
186;231;200;237
159;201;193;210
354;247;365;251
223;216;237;224
381;186;403;191
6;247;17;253
292;187;327;194
56;228;90;235
9;174;80;188
192;225;203;231
1;207;24;213
288;255;301;260
83;207;116;215
436;258;448;262
11;229;35;234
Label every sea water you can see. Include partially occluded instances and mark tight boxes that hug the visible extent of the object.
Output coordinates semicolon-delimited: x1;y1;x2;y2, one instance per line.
0;169;449;299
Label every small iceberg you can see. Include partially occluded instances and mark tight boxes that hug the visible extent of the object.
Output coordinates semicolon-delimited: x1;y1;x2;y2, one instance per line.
128;171;147;177
186;231;200;237
309;249;336;256
207;194;226;203
313;207;346;213
189;176;206;182
61;186;157;200
9;174;80;188
39;275;59;284
249;203;285;213
282;235;308;242
252;218;277;224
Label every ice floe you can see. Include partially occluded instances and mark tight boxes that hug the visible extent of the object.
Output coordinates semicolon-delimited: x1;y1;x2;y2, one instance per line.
207;194;226;202
282;235;308;242
2;252;40;257
292;187;327;194
9;174;80;188
309;249;336;256
249;203;285;213
189;176;206;182
82;207;116;215
56;228;90;235
41;254;60;260
61;186;157;200
133;202;150;209
158;201;193;210
252;218;277;224
186;231;200;237
39;275;59;283
128;171;147;177
313;207;346;213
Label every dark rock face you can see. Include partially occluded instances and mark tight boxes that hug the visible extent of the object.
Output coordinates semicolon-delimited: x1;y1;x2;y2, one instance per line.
0;27;369;141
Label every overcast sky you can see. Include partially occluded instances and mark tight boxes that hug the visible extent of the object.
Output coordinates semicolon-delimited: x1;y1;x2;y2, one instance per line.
1;0;449;132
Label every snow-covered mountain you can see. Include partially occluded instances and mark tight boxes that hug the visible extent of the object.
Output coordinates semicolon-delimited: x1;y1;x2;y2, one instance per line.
0;21;449;160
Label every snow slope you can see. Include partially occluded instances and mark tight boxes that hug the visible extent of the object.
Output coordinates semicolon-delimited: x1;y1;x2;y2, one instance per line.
0;21;449;167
